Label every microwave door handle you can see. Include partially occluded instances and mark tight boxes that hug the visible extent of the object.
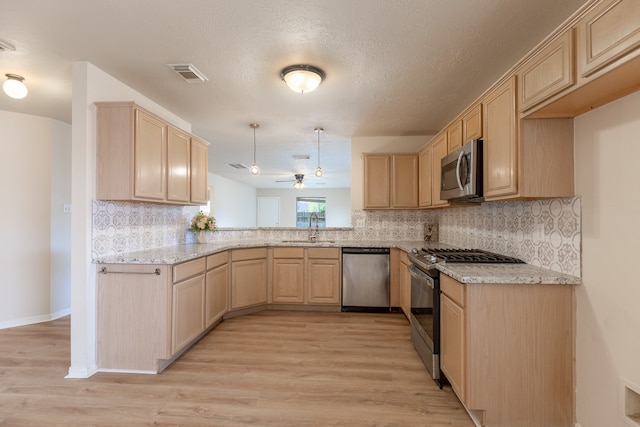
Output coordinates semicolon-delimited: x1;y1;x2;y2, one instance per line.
455;150;465;191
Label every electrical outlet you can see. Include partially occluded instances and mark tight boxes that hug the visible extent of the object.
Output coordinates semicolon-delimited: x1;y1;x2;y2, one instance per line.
63;204;72;213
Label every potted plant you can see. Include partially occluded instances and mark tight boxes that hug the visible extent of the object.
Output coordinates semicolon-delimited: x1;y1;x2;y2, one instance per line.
189;211;217;243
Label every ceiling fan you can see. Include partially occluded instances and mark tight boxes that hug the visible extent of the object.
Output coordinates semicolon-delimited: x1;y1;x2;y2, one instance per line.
275;173;323;188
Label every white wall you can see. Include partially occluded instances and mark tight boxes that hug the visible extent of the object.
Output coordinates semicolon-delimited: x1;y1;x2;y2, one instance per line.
257;188;351;227
208;173;257;227
350;135;432;209
68;61;192;378
0;111;71;328
574;90;640;427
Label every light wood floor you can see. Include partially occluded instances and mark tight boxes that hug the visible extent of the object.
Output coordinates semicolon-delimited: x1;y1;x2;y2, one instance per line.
0;311;474;426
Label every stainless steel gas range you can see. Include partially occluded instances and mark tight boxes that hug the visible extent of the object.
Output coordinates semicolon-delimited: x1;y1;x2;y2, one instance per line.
406;248;524;387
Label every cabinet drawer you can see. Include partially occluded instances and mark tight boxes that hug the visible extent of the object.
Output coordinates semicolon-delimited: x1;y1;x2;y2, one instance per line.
273;247;304;259
307;247;340;259
440;274;465;307
173;258;206;283
206;251;228;270
231;247;267;261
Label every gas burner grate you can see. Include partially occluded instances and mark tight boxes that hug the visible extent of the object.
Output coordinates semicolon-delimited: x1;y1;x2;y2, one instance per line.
422;248;524;264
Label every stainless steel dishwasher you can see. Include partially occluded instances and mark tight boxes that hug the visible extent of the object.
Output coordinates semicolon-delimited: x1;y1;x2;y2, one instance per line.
341;247;390;312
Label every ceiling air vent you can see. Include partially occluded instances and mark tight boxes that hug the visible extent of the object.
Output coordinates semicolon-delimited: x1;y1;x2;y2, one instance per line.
226;163;249;170
167;64;208;83
0;39;16;52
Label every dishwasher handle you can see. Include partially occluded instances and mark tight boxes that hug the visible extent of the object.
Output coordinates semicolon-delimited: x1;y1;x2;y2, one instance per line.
342;247;390;254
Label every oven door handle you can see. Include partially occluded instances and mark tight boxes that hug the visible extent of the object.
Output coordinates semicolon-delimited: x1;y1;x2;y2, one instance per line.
408;264;435;289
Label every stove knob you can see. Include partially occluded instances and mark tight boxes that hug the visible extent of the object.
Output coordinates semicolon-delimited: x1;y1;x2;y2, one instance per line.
429;255;438;263
411;248;418;255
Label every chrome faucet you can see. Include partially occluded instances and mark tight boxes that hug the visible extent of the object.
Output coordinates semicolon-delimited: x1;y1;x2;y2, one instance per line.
308;212;319;241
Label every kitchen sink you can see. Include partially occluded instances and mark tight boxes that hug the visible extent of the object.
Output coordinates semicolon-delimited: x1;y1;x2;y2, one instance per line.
280;239;336;244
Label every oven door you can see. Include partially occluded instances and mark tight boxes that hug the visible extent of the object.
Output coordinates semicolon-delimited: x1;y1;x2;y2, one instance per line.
409;265;438;353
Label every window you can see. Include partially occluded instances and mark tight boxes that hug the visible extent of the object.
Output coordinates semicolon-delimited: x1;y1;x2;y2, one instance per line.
296;197;326;228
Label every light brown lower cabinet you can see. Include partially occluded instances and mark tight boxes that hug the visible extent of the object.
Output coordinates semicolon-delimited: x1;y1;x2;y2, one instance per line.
97;252;229;373
439;274;574;427
399;250;411;319
272;247;305;303
205;252;229;327
270;247;341;306
306;248;341;305
172;273;205;354
231;248;268;310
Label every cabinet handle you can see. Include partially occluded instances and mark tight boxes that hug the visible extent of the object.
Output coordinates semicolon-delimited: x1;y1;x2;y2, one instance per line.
99;267;161;276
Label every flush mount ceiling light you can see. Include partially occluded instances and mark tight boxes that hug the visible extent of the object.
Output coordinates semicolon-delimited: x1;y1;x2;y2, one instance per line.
280;64;325;94
293;174;305;189
314;127;324;177
249;123;260;175
3;74;28;99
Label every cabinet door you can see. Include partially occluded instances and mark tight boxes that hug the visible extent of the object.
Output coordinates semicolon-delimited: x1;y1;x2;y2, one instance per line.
172;275;205;354
134;109;166;200
577;0;640;78
431;133;449;207
272;259;305;303
363;155;390;208
231;258;267;309
418;145;432;207
190;137;209;205
441;293;465;402
446;120;463;153
307;259;340;304
391;155;418;208
205;263;228;327
483;77;518;199
167;126;191;203
399;252;411;319
518;30;574;112
462;103;482;142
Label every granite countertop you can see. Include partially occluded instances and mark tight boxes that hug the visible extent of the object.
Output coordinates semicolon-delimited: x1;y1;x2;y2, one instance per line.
93;239;580;285
436;263;580;285
93;239;429;265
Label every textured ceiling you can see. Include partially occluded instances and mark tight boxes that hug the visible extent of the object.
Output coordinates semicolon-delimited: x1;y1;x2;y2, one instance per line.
0;0;588;188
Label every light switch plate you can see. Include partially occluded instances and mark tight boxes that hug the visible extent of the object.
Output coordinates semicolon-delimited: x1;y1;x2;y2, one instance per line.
63;204;72;213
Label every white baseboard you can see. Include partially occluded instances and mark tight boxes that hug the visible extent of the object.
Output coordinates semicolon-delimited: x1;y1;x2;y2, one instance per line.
65;366;97;379
0;307;70;330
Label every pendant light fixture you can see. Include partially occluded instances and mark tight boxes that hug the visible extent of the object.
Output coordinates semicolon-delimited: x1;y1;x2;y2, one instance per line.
3;74;28;99
280;65;325;94
314;127;324;177
293;174;305;189
249;123;260;175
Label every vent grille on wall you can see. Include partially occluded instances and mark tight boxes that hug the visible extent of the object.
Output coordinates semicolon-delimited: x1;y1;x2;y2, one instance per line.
0;39;16;52
167;64;208;83
226;163;249;170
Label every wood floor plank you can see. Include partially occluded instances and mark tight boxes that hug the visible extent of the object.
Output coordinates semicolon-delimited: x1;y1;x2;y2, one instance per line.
0;312;474;426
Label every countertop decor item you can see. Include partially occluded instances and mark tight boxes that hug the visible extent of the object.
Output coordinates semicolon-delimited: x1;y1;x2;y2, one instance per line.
189;211;217;243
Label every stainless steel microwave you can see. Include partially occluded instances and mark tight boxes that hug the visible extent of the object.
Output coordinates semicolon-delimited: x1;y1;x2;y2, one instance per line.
440;139;483;202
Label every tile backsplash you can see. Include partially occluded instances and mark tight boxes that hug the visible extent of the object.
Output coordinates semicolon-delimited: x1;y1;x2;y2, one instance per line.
437;197;581;277
93;197;580;277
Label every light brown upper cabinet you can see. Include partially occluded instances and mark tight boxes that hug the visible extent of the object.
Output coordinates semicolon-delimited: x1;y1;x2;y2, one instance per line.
461;103;483;142
418;144;433;208
483;76;574;201
167;126;191;203
524;0;640;118
363;155;391;208
391;155;419;208
517;29;575;113
190;137;209;205
577;0;640;79
431;133;450;207
363;154;418;209
96;102;209;206
446;120;463;153
483;77;519;199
